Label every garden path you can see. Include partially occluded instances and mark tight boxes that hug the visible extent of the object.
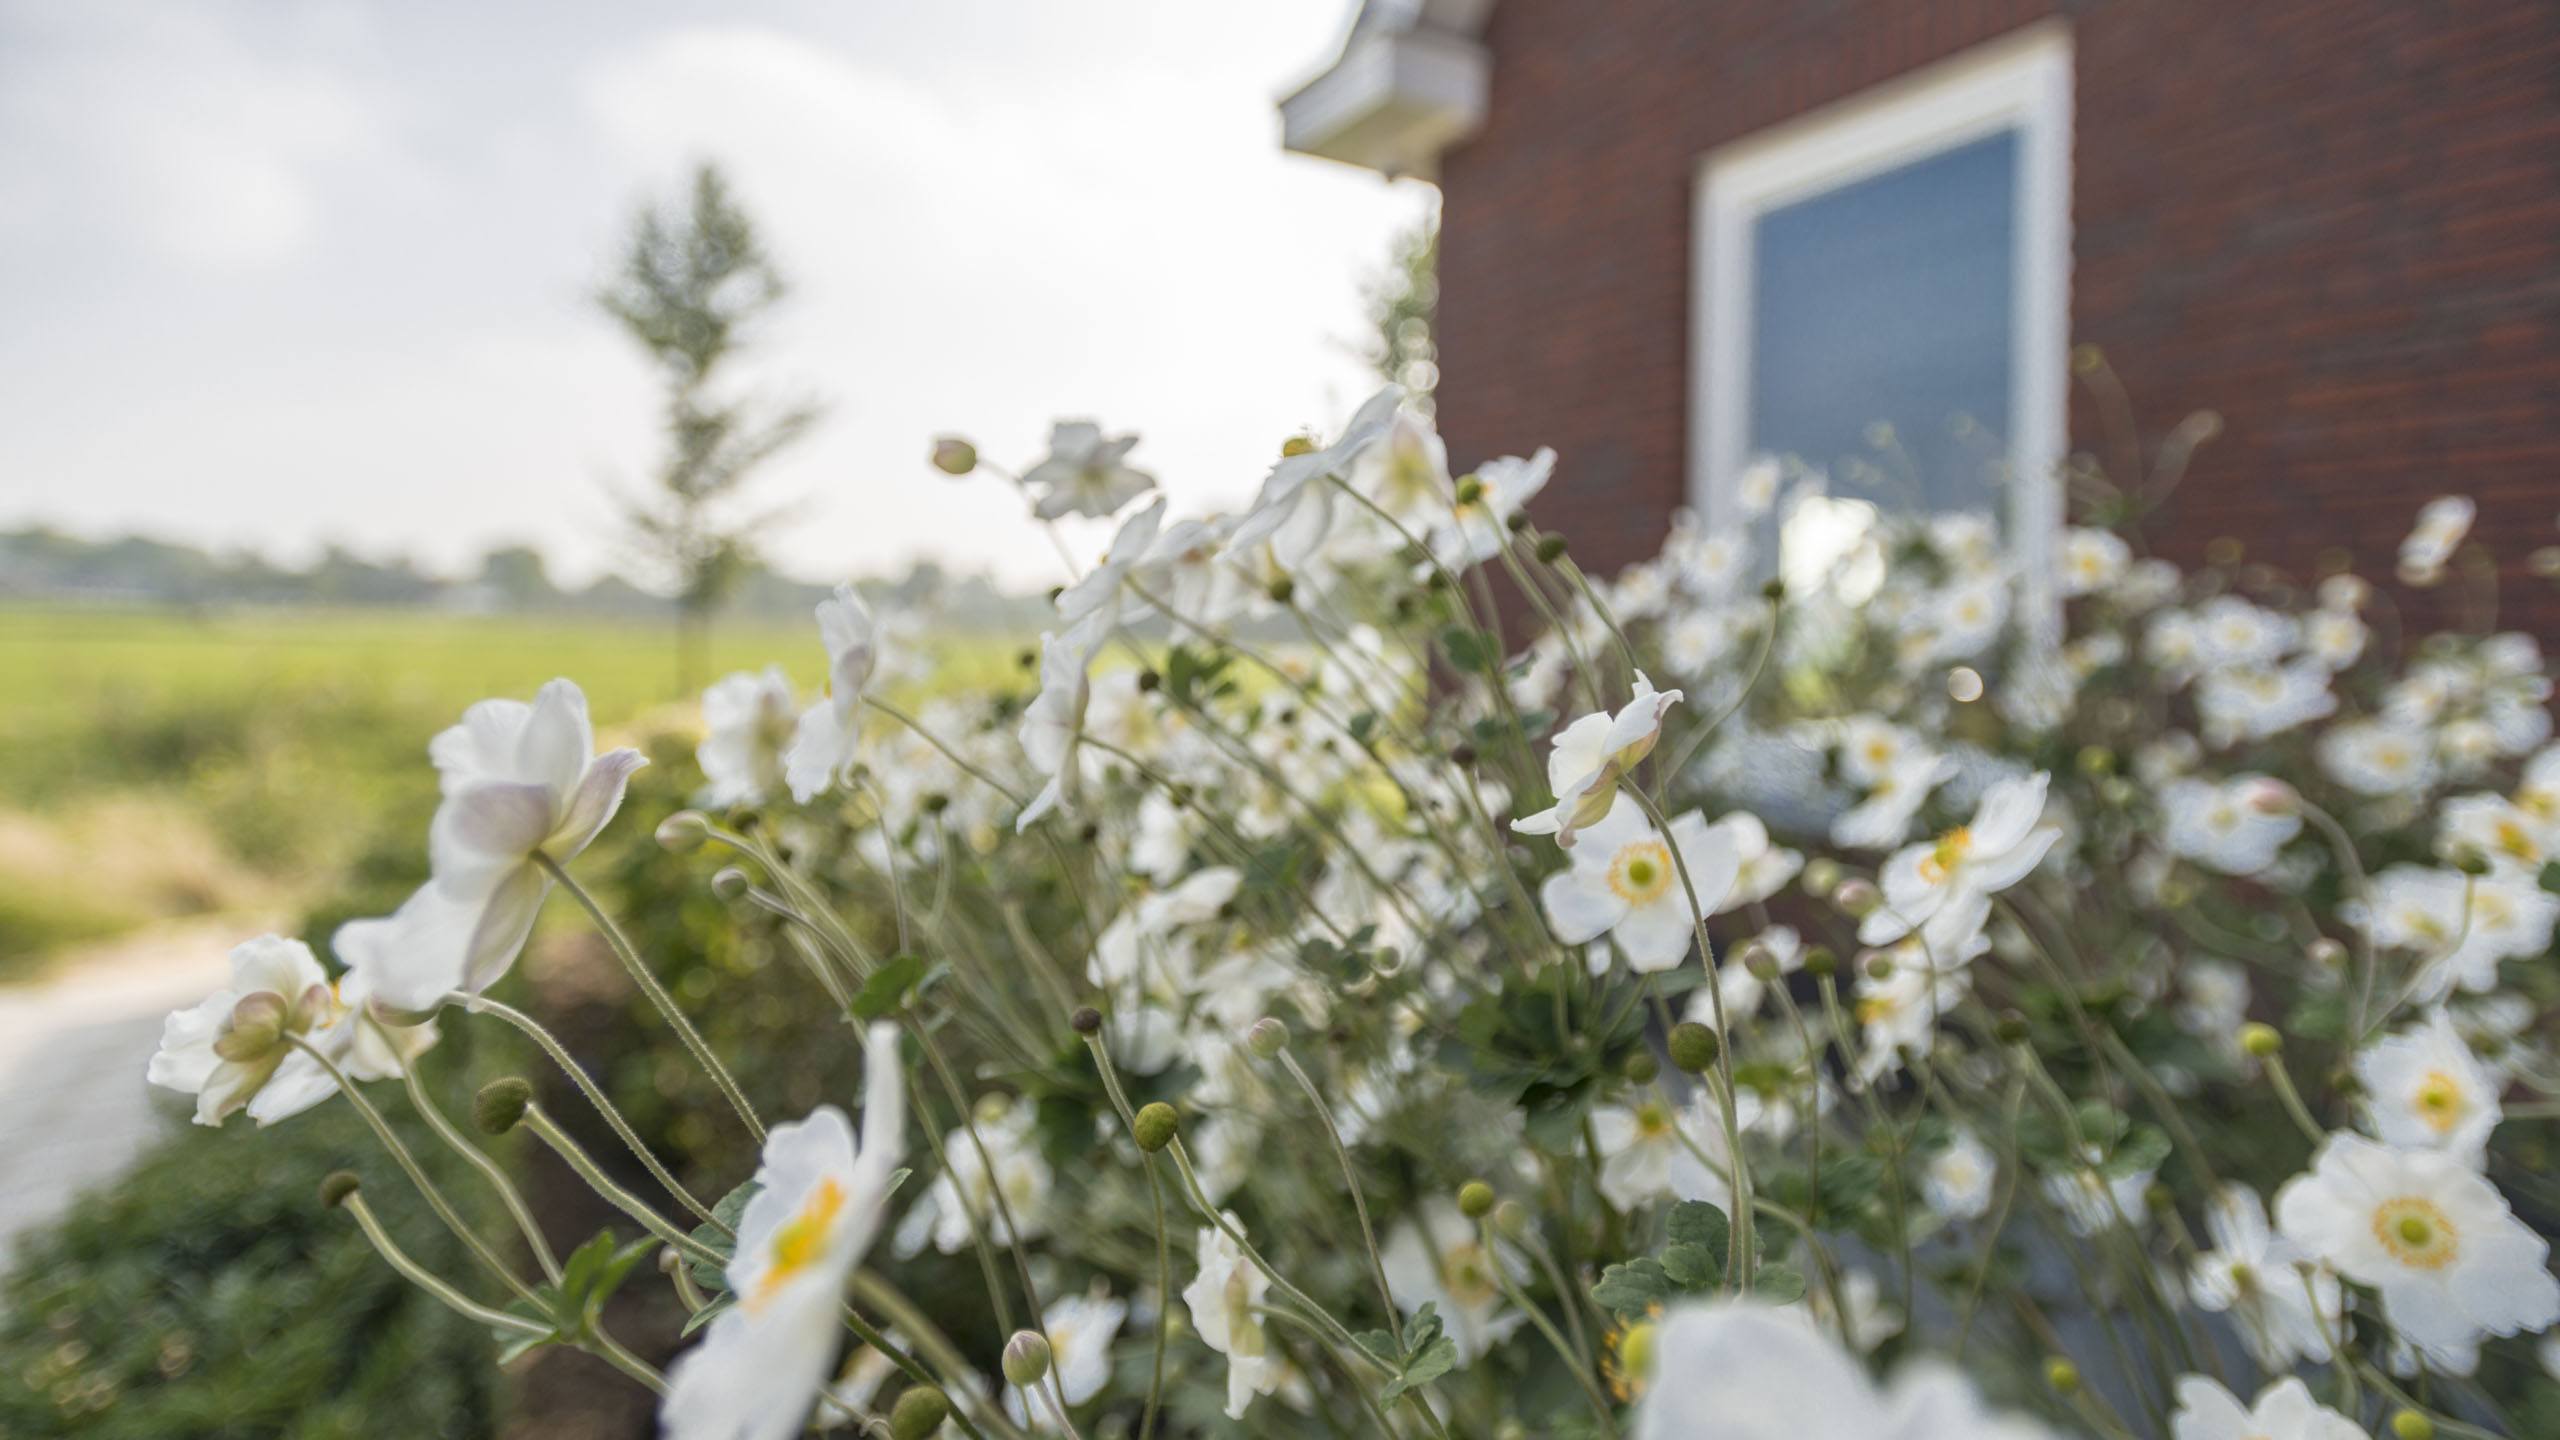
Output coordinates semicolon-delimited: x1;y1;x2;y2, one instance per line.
0;918;249;1269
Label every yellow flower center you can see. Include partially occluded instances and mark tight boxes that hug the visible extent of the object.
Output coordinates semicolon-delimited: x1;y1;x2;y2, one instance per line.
2413;1071;2468;1134
1608;840;1675;905
2371;1196;2459;1270
1633;1101;1672;1138
1443;1241;1500;1308
754;1177;846;1307
1919;827;1973;884
1603;1315;1660;1402
2495;819;2538;861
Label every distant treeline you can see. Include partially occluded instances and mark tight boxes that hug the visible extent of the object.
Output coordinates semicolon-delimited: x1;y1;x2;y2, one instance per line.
0;526;1046;627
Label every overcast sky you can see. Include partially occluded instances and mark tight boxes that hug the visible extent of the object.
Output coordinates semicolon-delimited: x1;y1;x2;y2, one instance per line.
0;0;1430;587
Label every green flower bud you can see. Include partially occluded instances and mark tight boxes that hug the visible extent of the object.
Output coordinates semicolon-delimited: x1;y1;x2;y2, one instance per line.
214;991;289;1061
2390;1410;2435;1440
1741;942;1781;981
474;1077;534;1136
318;1171;361;1210
1133;1102;1179;1153
1802;946;1838;978
1454;475;1485;506
1001;1330;1051;1387
1759;577;1786;604
1863;951;1896;982
1070;1006;1103;1036
2044;1358;2080;1394
2239;1022;2282;1058
1534;535;1568;564
655;810;710;852
1993;1011;2031;1046
1801;857;1843;897
1622;1051;1660;1086
1247;1017;1290;1058
930;437;978;476
1266;574;1296;605
1457;1181;1496;1219
1833;878;1880;917
710;866;751;901
891;1388;952;1440
1667;1022;1720;1075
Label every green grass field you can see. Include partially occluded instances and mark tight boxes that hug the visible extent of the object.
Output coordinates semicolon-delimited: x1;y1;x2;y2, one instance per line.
0;605;1023;968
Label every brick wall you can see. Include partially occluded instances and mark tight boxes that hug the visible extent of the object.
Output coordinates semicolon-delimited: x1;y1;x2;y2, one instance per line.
1433;0;2560;630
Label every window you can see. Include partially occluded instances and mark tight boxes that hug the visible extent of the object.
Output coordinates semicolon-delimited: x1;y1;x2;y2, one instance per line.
1692;24;2071;614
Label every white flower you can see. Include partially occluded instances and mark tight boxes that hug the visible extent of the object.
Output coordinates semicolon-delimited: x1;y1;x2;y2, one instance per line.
1831;751;1954;851
1425;448;1553;572
1023;420;1154;520
1183;1215;1282;1420
1591;1093;1739;1213
2303;608;2368;670
2438;792;2551;877
2195;596;2297;670
2162;775;2300;875
1921;1129;1997;1221
1512;673;1686;847
2359;865;2558;1000
2274;1132;2560;1371
1004;1290;1127;1428
1380;1201;1525;1363
1688;925;1802;1027
2355;1009;2500;1167
1806;1268;1902;1355
1052;496;1165;644
662;1025;905;1440
347;680;645;1013
2399;495;2475;584
1709;810;1802;911
1353;407;1452;521
2169;1375;2364;1440
2197;662;2335;746
2317;719;2438;797
697;665;798;807
1138;513;1247;627
2187;1183;2343;1372
784;586;882;802
2042;1152;2151;1237
1634;1301;2056;1440
899;1099;1052;1257
1538;796;1739;972
1835;715;1920;788
2059;527;2131;596
146;935;422;1127
1854;930;1982;1083
1016;628;1100;832
1225;387;1401;572
1861;773;2059;947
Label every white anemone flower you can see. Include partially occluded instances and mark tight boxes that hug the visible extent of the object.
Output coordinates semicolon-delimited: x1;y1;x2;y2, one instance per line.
1511;673;1685;848
1538;796;1740;972
2398;495;2475;585
2162;775;2301;875
1015;628;1100;832
1831;751;1954;851
1224;386;1401;573
2354;1009;2501;1167
1709;810;1803;911
1183;1215;1282;1420
2186;1183;2342;1372
347;680;645;1013
1634;1301;2056;1440
1860;773;2059;947
697;665;798;807
1380;1201;1526;1363
661;1025;905;1440
1424;448;1554;573
1004;1290;1127;1429
2359;865;2558;1000
1137;512;1246;626
1053;496;1165;642
1023;420;1154;520
146;935;426;1127
1591;1092;1742;1213
2169;1376;2364;1440
1920;1128;1998;1222
2317;719;2439;797
2274;1132;2560;1371
1852;924;1984;1084
784;585;882;803
1352;407;1452;521
2059;527;2131;596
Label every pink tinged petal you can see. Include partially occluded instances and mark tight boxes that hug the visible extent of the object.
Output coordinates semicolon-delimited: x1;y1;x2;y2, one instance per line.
193;1056;277;1126
1540;871;1626;946
431;781;560;884
147;991;237;1094
554;748;647;859
518;679;595;798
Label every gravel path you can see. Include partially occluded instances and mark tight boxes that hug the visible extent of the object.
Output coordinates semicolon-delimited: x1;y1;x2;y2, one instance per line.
0;918;256;1269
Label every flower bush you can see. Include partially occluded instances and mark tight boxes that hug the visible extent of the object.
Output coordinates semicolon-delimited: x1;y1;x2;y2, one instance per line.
144;388;2560;1438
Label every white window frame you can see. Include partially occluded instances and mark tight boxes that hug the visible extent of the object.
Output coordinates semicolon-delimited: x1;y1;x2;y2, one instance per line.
1690;22;2073;626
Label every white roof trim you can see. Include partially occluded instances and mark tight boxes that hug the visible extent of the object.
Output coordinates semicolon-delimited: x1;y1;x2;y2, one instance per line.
1279;2;1492;180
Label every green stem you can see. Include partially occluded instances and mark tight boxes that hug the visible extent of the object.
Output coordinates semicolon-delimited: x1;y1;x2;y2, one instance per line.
522;1104;725;1268
385;1027;562;1284
535;849;765;1144
341;1193;548;1336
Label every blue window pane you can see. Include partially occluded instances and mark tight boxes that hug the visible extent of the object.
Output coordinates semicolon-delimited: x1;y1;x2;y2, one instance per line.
1748;129;2018;521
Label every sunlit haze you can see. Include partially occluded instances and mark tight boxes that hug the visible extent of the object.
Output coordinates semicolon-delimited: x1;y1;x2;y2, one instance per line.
0;0;1429;588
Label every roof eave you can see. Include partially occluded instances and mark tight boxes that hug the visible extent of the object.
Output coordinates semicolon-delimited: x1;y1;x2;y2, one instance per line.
1279;25;1489;182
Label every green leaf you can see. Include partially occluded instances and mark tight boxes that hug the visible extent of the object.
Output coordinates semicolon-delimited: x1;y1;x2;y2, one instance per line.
2100;1124;2172;1179
679;1295;735;1337
1591;1258;1672;1316
688;1181;759;1293
852;953;928;1019
1749;1265;1807;1303
1379;1335;1458;1404
1658;1242;1721;1291
1440;625;1496;675
1665;1200;1729;1252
